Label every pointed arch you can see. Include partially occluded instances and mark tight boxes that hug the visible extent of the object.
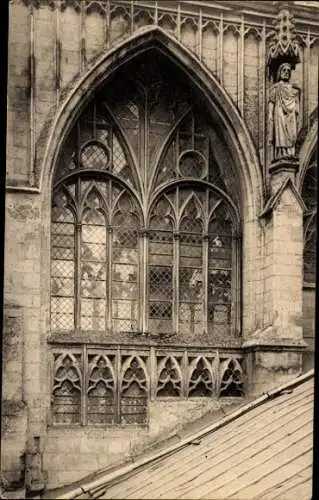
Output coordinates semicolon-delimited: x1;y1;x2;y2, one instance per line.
179;192;203;231
80;182;108;223
297;115;317;190
39;26;262;220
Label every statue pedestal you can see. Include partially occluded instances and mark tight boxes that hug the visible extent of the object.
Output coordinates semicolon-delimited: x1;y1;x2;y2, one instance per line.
245;157;307;396
269;157;299;195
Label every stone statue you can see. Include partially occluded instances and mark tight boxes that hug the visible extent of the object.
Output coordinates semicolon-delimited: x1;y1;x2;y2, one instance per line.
268;62;300;160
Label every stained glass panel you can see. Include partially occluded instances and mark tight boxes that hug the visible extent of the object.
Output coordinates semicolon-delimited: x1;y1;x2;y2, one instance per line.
112;194;139;332
304;214;317;284
81;143;109;170
302;163;317;285
51;189;75;331
148;198;174;334
208;204;233;336
179;197;204;335
80;191;107;332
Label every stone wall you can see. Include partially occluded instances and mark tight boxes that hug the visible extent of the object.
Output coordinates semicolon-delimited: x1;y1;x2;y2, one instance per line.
1;305;27;487
43;398;237;488
3;0;317;493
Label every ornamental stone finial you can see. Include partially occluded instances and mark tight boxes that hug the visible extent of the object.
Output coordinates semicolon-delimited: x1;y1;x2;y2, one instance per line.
267;2;300;82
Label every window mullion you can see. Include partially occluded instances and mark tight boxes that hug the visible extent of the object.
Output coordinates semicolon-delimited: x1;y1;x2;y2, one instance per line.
82;344;88;426
75;179;81;333
174;233;179;335
233;231;241;337
142;231;148;334
203;235;209;335
107;227;113;331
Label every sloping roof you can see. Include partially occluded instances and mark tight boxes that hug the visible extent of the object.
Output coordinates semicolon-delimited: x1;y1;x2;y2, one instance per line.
95;373;313;500
58;370;314;500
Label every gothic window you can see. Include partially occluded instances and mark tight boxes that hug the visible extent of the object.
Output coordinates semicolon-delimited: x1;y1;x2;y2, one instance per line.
302;161;317;285
146;187;236;341
148;196;174;334
178;195;204;337
51;178;141;335
207;202;233;336
50;53;242;422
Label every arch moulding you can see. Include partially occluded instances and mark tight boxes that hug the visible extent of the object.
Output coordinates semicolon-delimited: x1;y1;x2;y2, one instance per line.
38;26;263;220
297;114;317;190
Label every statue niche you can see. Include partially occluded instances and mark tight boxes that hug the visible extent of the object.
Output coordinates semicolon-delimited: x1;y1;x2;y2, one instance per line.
268;62;300;160
267;2;301;162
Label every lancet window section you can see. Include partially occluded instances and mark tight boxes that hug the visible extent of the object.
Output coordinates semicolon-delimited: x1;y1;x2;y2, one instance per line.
148;196;174;334
51;53;241;342
302;161;317;285
112;193;140;332
178;195;204;337
50;178;141;335
207;202;233;336
147;186;238;340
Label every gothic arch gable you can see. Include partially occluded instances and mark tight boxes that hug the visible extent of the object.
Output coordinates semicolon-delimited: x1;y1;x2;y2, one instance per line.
297;113;318;190
39;26;263;219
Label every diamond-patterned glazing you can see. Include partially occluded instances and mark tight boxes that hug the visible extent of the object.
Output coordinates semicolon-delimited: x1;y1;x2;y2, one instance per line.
112;135;128;175
81;213;107;330
179;267;203;302
81;143;109;169
111;194;139;330
149;266;173;298
51;208;75;330
304;217;316;283
51;297;74;330
112;299;138;331
81;298;106;331
51;63;240;342
149;302;172;319
179;302;203;323
148;197;174;332
113;228;138;248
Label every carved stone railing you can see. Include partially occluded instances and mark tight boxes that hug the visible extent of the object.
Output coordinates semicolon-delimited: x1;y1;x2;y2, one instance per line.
49;342;246;426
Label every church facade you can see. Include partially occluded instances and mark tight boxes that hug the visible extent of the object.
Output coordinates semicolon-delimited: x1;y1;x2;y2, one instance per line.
2;0;317;495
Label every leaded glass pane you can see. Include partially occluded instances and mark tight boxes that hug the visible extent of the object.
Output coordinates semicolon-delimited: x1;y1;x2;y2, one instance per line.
51;297;74;330
148;195;174;334
81;298;106;331
179;197;204;336
304;214;317;283
112;193;139;332
81;143;109;170
179;267;204;335
51;189;75;331
148;247;173;333
302;163;317;285
80;192;107;332
208;205;233;336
